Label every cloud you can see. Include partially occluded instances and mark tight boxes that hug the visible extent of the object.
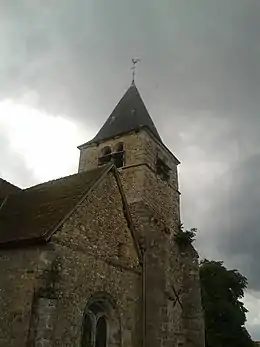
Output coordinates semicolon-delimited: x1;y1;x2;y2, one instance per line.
1;0;259;121
0;97;94;187
194;153;260;291
0;0;260;339
245;292;260;340
0;123;35;188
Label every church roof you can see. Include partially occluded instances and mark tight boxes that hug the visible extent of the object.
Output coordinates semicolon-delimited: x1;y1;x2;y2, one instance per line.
0;178;21;199
0;165;109;246
79;84;162;148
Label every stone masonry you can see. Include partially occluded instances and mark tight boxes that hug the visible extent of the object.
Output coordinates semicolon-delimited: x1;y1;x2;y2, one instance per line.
78;125;205;347
0;83;205;347
0;171;141;347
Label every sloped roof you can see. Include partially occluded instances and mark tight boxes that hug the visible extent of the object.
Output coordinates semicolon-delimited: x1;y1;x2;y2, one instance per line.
0;166;109;245
0;178;21;199
79;84;162;148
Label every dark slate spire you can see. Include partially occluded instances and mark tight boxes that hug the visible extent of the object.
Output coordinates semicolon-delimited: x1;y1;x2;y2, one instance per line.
80;84;161;147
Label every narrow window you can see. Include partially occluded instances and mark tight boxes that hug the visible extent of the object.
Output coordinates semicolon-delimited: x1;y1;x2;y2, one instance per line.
115;142;124;152
156;156;171;181
82;313;94;347
95;316;107;347
112;142;125;168
98;146;112;166
81;302;108;347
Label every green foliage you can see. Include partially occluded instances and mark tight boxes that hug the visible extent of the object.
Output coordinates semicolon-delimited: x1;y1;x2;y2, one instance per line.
174;224;197;247
199;259;255;347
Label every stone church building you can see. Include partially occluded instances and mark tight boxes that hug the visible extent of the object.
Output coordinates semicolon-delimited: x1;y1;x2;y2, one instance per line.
0;84;204;347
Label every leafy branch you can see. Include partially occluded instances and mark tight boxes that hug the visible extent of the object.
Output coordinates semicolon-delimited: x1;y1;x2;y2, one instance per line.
174;224;197;247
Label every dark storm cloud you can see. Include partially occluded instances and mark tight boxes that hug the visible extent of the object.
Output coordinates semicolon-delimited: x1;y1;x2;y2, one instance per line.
1;0;259;121
196;152;260;292
1;0;260;337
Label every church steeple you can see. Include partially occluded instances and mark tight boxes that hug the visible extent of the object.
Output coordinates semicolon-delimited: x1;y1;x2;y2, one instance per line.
77;84;204;347
78;81;180;216
78;84;161;148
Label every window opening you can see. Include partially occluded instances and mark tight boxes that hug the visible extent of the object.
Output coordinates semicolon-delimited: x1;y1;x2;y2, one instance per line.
98;146;112;166
115;142;124;152
112;142;125;168
156;156;171;181
95;316;107;347
81;302;108;347
82;313;94;347
98;143;125;168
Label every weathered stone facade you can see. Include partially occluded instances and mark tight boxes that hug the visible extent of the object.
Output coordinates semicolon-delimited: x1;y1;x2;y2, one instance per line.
0;83;204;347
78;126;205;347
0;172;141;347
79;130;180;226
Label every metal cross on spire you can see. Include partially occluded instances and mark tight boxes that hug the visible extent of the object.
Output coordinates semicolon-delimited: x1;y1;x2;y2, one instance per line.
131;58;140;85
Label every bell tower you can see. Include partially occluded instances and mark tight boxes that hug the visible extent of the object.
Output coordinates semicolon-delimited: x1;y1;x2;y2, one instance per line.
78;84;205;347
78;84;180;231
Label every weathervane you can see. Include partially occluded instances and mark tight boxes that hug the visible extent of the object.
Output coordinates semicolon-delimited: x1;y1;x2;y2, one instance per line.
131;58;140;85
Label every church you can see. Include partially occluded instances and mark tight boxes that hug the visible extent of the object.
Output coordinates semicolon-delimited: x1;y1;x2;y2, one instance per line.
0;83;204;347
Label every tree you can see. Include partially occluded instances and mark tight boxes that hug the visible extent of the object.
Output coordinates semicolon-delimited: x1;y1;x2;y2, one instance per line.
174;223;197;248
199;259;255;347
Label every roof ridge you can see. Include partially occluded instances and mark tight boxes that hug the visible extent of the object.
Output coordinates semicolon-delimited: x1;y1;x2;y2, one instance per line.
0;177;21;189
0;164;113;245
22;166;108;193
44;164;114;241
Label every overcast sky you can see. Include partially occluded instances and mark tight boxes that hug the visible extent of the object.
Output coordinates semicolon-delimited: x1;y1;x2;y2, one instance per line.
1;0;260;339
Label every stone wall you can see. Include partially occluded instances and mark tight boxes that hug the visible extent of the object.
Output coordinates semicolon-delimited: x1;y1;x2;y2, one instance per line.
121;164;180;229
78;127;205;347
53;170;139;267
0;247;37;347
78;128;179;185
51;170;141;346
180;246;205;347
129;202;205;347
78;128;180;231
0;171;142;347
0;243;60;347
0;126;205;346
129;201;185;347
78;131;146;172
51;244;141;347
